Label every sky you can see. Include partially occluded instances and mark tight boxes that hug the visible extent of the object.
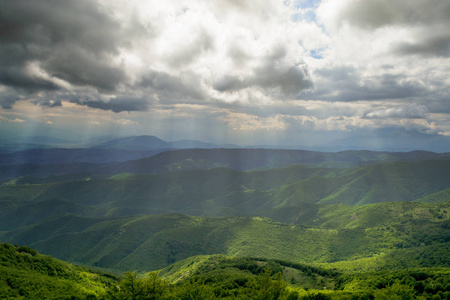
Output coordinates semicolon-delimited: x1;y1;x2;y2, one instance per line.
1;0;450;151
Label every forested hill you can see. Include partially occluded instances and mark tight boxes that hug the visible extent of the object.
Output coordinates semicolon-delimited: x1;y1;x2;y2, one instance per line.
1;148;450;182
103;148;450;174
1;160;449;227
1;145;450;299
1;202;448;273
1;242;450;299
0;242;118;299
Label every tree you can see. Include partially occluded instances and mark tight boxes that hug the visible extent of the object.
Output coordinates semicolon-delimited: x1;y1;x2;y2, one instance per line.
110;271;168;300
374;282;415;300
254;269;288;300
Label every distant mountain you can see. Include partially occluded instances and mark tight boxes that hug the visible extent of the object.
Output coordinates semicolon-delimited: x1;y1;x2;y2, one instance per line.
0;148;165;166
93;135;237;150
0;135;239;166
0;136;77;152
166;139;228;149
323;128;450;152
100;148;450;176
94;135;169;150
5;135;71;145
3;148;448;182
0;137;237;168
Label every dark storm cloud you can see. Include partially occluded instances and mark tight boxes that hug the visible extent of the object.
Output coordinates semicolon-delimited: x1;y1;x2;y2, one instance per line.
214;46;312;98
395;33;450;57
69;96;150;113
0;0;313;113
333;0;450;58
336;0;450;29
303;67;426;102
140;70;207;103
214;76;245;92
252;63;312;97
32;98;62;108
44;46;126;91
0;88;27;109
415;85;450;114
0;64;58;92
0;0;126;107
214;64;312;97
0;0;119;52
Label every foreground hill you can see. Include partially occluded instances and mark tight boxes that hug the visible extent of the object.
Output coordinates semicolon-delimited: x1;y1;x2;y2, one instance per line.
1;202;448;273
156;254;450;299
3;243;448;299
0;242;118;299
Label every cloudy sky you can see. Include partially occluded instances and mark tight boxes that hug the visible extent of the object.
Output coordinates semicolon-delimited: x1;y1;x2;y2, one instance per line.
1;0;450;150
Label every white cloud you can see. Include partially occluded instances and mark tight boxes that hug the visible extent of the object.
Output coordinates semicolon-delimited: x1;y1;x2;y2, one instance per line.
116;119;139;125
363;103;428;119
220;112;286;131
0;115;25;123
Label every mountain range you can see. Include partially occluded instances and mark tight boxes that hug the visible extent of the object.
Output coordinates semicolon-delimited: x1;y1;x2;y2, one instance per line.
1;134;449;299
1;137;449;184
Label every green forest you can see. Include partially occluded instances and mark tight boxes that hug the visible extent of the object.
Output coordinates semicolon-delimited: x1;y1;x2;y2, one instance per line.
1;150;449;299
1;242;449;299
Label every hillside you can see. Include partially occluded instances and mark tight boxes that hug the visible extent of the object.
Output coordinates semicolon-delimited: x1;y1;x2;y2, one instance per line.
155;255;450;299
100;148;450;175
3;243;448;299
1;160;449;226
1;202;448;273
0;242;118;299
1;146;449;299
2;148;450;182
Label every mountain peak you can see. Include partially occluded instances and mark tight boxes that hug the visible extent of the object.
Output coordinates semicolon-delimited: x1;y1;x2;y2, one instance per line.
94;135;169;150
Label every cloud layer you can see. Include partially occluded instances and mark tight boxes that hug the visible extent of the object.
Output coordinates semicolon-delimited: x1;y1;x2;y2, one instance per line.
0;0;314;112
1;0;450;146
